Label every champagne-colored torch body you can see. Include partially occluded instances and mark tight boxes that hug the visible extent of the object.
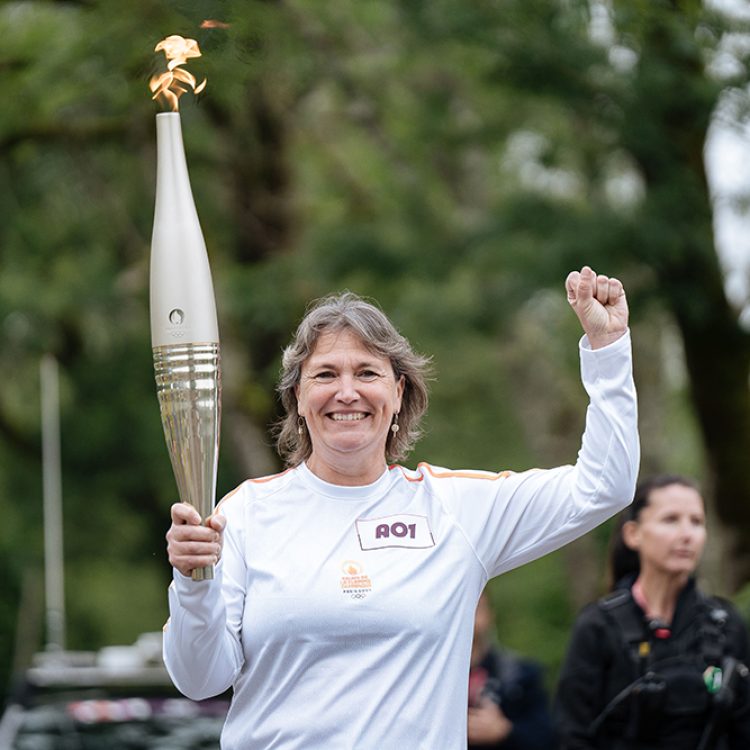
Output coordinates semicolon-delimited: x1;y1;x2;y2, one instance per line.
150;112;221;581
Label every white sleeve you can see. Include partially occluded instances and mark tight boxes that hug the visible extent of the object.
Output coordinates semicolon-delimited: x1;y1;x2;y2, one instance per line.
442;329;639;578
162;496;246;700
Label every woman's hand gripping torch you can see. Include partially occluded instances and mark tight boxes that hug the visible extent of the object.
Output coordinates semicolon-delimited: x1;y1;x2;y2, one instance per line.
149;37;220;581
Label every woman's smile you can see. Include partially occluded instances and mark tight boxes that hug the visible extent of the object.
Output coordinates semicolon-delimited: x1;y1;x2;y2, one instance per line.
330;411;368;422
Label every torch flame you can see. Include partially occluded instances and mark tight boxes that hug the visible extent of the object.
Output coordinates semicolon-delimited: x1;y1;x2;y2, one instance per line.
149;35;207;112
201;19;230;29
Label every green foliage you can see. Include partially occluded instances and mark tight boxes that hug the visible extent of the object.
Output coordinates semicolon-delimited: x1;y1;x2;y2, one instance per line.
64;561;168;648
487;551;580;686
1;0;749;715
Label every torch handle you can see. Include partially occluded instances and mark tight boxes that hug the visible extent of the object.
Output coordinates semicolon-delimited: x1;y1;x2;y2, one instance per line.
191;514;216;581
192;564;214;581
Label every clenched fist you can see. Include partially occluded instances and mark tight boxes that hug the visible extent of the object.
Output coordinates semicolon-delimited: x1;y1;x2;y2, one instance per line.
566;266;629;349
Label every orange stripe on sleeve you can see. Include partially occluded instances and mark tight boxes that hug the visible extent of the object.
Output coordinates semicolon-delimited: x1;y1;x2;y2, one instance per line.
213;468;293;513
249;468;294;484
422;463;513;481
394;463;513;482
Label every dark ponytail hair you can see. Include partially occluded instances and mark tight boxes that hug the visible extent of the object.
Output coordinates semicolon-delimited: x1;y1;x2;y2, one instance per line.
608;474;701;590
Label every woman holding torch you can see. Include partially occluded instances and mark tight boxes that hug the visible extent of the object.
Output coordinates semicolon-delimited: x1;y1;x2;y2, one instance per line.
164;265;639;749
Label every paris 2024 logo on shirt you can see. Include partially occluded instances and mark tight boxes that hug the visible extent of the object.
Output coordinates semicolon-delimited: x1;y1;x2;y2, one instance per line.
340;560;372;600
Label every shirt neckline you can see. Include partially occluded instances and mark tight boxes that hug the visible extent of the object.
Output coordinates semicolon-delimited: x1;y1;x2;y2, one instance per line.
298;461;395;500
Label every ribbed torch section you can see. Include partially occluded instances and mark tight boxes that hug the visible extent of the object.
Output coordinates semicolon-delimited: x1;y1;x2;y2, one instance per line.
150;112;221;582
153;344;220;581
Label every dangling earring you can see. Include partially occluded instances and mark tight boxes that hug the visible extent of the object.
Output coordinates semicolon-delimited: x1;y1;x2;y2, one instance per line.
298;416;305;436
391;413;400;434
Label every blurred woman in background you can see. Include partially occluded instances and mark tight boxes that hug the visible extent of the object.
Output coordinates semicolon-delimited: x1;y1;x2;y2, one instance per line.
556;475;750;749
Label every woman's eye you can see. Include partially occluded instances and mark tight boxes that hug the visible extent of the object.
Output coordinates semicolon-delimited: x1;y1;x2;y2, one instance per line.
358;370;379;380
314;371;335;381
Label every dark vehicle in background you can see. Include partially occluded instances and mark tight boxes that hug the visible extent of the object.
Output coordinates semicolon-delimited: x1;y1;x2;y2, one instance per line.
0;633;229;749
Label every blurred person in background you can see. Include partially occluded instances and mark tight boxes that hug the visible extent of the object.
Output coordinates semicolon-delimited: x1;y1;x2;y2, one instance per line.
163;266;638;750
555;474;750;750
468;590;558;749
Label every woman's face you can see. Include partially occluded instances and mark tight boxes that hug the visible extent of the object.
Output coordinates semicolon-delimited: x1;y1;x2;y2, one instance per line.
296;329;404;482
624;483;706;579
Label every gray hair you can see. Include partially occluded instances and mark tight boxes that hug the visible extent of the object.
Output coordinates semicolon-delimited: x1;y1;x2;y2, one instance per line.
275;292;431;466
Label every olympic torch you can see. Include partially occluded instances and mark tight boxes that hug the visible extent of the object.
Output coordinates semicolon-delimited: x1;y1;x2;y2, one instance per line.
149;37;219;581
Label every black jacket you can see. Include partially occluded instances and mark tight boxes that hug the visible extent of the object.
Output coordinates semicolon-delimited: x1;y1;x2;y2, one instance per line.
555;578;750;750
469;646;557;750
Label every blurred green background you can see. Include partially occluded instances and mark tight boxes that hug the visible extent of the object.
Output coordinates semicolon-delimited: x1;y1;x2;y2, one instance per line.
2;0;750;704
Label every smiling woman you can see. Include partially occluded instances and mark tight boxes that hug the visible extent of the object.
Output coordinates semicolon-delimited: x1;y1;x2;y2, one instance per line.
163;270;640;750
275;291;430;473
295;329;405;485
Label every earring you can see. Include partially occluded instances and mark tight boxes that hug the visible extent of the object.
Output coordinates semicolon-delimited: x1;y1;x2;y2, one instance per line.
297;416;305;436
391;414;400;434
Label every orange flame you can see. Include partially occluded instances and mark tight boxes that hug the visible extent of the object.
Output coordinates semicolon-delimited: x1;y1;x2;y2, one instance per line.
149;35;207;112
201;19;230;29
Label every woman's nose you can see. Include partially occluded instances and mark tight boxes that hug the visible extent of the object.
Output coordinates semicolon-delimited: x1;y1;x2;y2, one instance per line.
336;374;359;401
679;520;696;538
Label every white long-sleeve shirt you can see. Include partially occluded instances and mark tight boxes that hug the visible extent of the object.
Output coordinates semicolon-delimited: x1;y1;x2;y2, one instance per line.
163;331;639;749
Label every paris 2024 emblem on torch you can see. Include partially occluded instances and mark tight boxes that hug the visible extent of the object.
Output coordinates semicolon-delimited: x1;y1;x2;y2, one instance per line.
149;36;220;581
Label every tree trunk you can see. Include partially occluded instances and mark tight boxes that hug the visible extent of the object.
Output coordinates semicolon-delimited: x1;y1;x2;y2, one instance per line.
624;9;750;590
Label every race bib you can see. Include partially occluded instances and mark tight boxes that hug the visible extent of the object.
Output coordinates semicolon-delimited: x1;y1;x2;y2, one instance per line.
356;514;435;550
